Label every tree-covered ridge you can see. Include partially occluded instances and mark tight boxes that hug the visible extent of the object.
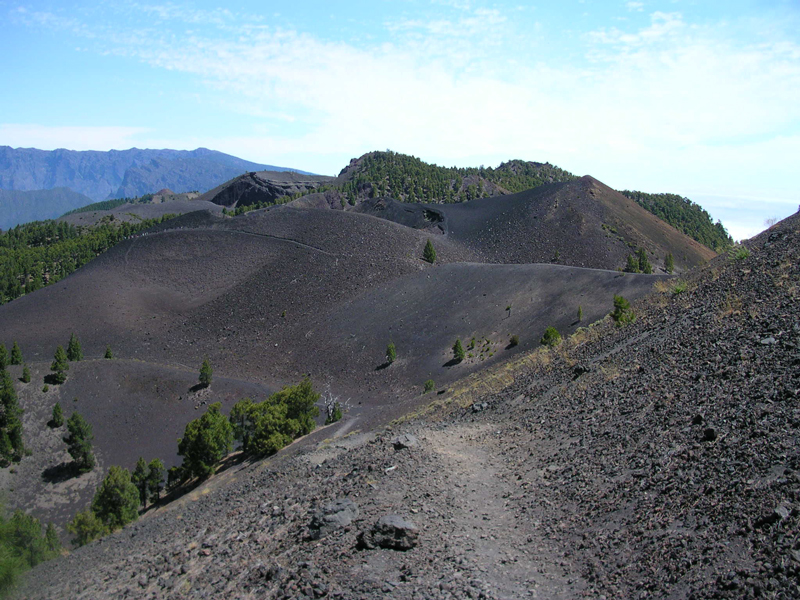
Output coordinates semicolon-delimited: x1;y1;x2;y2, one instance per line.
61;198;129;216
338;151;577;205
621;190;733;252
0;214;176;305
489;159;578;193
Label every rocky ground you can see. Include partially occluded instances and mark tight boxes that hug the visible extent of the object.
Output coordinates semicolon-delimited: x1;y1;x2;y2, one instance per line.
19;211;800;598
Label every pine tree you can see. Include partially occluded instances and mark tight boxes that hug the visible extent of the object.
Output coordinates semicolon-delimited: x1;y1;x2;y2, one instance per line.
577;306;583;322
452;339;465;362
625;254;640;273
51;403;64;428
0;344;7;369
64;411;95;472
90;466;139;531
104;346;114;359
44;522;61;555
10;341;22;365
131;457;149;507
147;459;165;504
0;368;24;463
665;252;675;274
386;342;396;365
67;333;83;361
50;346;69;384
199;359;212;388
178;402;233;480
67;509;107;547
423;239;437;264
637;248;653;274
21;364;31;383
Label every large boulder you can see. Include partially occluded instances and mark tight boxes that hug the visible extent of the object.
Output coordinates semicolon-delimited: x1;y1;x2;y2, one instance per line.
308;498;359;540
357;515;418;551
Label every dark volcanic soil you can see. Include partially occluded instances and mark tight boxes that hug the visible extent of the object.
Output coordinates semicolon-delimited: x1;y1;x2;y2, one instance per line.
354;177;715;272
18;211;800;598
60;197;223;226
2;359;276;529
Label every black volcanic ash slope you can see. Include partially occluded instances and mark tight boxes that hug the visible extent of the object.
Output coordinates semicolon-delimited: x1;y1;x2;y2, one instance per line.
1;200;668;532
353;175;716;272
20;210;800;600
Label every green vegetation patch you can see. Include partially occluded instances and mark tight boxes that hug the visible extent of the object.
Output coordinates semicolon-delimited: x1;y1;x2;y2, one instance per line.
621;190;733;252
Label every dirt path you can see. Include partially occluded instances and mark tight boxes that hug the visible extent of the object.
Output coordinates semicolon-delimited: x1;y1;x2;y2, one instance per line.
426;423;577;600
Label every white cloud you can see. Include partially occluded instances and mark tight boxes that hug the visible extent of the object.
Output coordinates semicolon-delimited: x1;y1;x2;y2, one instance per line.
6;3;799;234
626;2;644;12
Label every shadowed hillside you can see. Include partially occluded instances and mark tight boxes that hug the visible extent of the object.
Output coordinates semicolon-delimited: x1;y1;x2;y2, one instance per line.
353;176;716;272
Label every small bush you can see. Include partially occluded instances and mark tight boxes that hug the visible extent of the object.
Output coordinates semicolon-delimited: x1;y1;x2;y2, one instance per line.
611;294;636;326
423;239;437;263
729;245;750;261
423;379;435;394
42;385;49;393
540;327;561;347
386;342;396;365
671;280;687;294
509;335;519;347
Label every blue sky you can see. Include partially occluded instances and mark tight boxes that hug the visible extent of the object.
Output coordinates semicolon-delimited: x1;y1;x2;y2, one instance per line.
1;0;799;240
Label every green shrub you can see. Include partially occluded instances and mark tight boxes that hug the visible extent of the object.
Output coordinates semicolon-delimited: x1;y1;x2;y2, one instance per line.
671;280;687;294
540;327;561;347
637;248;653;274
611;294;636;326
67;510;107;547
64;411;95;473
423;239;437;263
198;359;212;388
625;254;640;273
178;403;232;480
91;466;139;531
386;342;396;365
665;252;674;274
50;346;69;384
66;333;82;362
20;365;30;384
423;379;435;394
50;403;63;428
452;339;465;362
230;379;321;458
509;335;519;347
729;245;750;261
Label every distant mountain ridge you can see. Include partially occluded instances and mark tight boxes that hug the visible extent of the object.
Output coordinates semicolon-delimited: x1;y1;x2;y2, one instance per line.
0;146;298;195
0;188;94;231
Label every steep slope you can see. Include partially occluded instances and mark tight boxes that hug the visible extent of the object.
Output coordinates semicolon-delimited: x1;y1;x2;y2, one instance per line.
1;203;664;530
622;189;734;251
0;146;288;201
197;170;336;208
355;176;716;272
0;188;94;230
21;209;800;600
